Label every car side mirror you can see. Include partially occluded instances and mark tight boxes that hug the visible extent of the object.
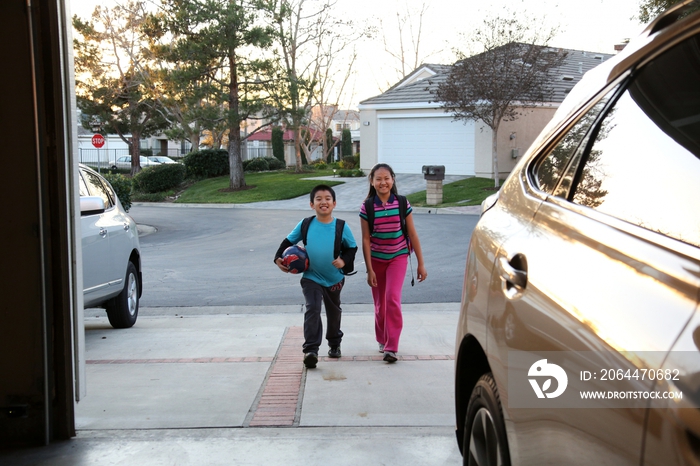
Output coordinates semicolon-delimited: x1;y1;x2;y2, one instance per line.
80;196;106;216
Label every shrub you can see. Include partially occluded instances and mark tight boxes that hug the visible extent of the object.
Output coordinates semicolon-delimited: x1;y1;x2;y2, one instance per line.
265;156;286;170
337;169;364;177
245;157;270;172
134;163;186;194
310;159;328;170
183;149;229;178
340;156;356;169
103;173;133;211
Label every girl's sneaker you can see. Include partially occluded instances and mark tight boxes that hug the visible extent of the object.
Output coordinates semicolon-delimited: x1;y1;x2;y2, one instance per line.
383;351;397;363
378;343;385;353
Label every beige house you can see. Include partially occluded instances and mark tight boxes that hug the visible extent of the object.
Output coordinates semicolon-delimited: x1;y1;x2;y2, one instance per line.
358;48;613;176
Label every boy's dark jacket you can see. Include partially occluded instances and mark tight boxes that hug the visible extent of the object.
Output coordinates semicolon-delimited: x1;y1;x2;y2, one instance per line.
274;216;357;276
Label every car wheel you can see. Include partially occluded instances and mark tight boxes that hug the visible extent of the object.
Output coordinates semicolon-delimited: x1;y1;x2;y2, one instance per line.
463;373;510;466
106;261;139;328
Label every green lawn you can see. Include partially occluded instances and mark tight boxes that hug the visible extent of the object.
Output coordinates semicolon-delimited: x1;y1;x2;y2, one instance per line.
406;177;501;207
175;171;343;204
149;171;500;207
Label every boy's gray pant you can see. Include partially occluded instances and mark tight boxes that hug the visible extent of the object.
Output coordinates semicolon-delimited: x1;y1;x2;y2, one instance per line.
300;278;344;354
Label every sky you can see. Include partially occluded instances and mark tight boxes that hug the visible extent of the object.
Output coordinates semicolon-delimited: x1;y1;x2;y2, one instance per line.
68;0;647;108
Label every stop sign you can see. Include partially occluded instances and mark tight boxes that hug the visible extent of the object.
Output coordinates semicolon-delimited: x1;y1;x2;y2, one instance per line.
91;134;105;148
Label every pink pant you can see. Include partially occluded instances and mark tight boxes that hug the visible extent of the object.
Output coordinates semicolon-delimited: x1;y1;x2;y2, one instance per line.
371;255;408;353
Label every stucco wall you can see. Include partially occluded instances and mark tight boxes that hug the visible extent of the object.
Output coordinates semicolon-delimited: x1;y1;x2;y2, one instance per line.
359;108;378;172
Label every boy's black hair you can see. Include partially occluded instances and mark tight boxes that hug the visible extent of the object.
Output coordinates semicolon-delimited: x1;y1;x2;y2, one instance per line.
309;184;336;202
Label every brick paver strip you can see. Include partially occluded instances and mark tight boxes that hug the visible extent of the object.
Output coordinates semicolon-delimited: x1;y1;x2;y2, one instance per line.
249;326;305;428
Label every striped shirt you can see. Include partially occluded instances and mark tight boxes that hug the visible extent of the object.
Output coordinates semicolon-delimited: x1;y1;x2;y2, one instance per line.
359;194;412;261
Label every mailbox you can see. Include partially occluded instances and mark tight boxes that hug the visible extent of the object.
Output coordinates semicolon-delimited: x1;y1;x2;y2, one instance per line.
422;165;445;181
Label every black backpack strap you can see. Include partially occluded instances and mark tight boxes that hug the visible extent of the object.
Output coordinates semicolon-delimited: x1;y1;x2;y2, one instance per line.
335;218;357;276
397;195;409;245
300;216;314;246
397;194;414;286
364;198;375;233
334;218;345;258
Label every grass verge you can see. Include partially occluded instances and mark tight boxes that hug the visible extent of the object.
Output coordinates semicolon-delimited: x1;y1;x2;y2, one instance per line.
175;171;343;204
406;177;502;208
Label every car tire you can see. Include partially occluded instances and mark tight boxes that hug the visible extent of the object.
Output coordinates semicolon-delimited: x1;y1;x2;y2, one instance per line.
463;373;510;466
106;261;139;328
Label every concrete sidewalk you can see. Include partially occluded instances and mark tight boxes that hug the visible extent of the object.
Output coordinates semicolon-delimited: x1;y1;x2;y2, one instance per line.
2;304;463;465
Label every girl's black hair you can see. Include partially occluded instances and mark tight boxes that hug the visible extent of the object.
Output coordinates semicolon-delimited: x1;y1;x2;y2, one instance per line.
365;163;398;200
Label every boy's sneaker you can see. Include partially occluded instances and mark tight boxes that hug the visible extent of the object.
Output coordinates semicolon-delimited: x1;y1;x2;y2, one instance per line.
328;345;341;358
378;343;385;353
383;351;398;363
303;352;318;368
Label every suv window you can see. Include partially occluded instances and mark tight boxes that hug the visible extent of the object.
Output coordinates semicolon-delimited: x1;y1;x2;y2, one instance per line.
535;92;613;195
82;169;115;209
570;34;700;247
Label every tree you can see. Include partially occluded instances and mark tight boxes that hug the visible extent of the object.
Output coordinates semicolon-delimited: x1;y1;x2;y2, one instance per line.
151;0;276;189
325;127;335;162
272;126;285;163
637;0;682;23
73;1;169;175
378;1;439;87
341;128;352;157
432;14;566;188
269;0;361;171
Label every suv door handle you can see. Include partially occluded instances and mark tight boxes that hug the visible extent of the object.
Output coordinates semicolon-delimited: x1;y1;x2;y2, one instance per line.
99;227;107;238
497;254;528;299
123;222;130;232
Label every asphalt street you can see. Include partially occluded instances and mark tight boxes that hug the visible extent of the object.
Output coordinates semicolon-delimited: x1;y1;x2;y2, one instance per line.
123;174;480;312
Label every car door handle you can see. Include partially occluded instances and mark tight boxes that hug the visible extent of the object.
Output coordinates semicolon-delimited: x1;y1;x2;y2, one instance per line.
99;227;107;238
123;222;130;232
498;254;528;299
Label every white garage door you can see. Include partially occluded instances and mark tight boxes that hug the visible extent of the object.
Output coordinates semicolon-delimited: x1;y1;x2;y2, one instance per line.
378;116;475;175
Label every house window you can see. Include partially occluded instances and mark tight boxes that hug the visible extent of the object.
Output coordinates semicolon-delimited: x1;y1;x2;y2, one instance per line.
335;123;342;131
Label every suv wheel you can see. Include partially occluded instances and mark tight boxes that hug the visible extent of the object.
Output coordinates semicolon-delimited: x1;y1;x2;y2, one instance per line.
463;373;510;466
106;261;139;328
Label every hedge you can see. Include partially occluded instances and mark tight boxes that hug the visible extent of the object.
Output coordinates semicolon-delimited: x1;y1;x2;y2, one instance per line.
134;163;186;194
183;149;229;178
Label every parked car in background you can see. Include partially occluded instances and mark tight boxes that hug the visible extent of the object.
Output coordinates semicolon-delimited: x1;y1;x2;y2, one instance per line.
454;2;700;465
79;164;142;328
148;155;178;164
109;155;159;170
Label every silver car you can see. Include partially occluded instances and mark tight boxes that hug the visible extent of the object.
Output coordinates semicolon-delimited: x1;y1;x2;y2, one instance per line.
455;3;700;465
147;156;178;164
109;155;159;170
79;164;142;328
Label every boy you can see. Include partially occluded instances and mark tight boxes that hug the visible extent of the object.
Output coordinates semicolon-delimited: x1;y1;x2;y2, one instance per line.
274;185;357;368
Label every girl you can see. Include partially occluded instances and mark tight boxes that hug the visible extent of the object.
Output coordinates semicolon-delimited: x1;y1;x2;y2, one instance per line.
360;163;427;363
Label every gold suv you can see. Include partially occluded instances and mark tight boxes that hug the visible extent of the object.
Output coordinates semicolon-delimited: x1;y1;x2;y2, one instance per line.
455;2;700;464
